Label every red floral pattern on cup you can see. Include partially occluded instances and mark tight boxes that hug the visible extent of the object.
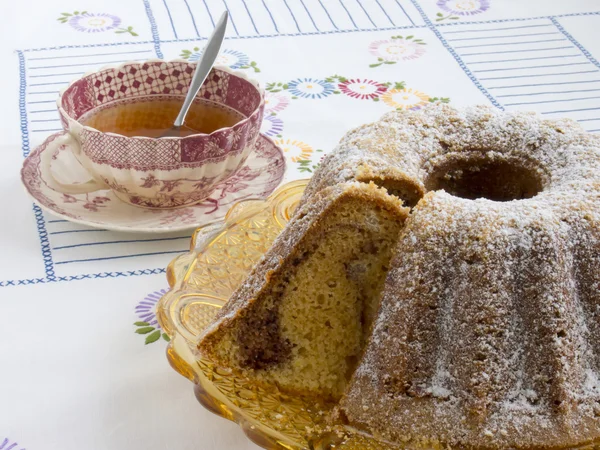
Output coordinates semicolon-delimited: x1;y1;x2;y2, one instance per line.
61;78;95;119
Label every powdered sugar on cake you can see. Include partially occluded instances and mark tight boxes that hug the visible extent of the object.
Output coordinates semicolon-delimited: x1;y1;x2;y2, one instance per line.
200;104;600;448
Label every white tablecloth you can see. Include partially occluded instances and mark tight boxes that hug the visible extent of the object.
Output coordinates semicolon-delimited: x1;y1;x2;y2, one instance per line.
2;1;600;448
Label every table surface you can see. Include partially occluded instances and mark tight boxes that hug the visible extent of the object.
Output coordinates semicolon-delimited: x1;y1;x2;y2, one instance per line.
2;0;600;448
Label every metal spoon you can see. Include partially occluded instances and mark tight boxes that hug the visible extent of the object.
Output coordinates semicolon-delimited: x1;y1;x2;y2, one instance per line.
160;11;229;137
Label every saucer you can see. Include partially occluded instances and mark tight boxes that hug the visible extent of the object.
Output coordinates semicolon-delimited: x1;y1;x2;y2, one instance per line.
21;132;286;233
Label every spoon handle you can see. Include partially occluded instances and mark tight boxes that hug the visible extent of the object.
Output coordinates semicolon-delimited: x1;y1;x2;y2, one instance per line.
173;11;228;128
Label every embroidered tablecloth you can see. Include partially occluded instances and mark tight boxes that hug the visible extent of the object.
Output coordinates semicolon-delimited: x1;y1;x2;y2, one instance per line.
2;1;600;448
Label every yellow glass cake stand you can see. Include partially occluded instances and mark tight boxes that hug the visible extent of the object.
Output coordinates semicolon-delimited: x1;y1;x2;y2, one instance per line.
156;179;398;450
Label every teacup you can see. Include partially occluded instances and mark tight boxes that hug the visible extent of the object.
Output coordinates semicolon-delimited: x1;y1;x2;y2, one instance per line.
43;60;264;208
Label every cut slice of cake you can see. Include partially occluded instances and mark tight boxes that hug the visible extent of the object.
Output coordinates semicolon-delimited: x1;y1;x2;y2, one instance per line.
198;182;408;400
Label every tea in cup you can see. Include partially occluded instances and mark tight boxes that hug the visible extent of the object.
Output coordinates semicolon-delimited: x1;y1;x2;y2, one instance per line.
44;61;264;208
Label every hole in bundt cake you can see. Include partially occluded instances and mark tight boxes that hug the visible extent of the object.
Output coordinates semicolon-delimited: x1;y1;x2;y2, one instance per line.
425;155;544;202
367;178;423;208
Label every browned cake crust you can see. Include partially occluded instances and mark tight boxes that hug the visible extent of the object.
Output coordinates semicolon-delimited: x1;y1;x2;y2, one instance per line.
200;104;600;448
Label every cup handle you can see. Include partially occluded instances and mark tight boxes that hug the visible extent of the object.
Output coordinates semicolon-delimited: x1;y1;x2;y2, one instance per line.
40;133;108;194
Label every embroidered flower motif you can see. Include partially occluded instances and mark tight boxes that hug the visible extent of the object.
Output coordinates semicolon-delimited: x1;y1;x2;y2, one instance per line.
381;88;430;110
261;115;284;137
1;438;25;450
215;49;250;69
437;0;490;16
339;79;387;100
134;289;170;344
135;292;161;324
182;48;257;70
296;149;324;173
68;12;121;32
274;138;313;163
58;11;137;35
369;37;427;64
264;92;290;113
287;78;335;99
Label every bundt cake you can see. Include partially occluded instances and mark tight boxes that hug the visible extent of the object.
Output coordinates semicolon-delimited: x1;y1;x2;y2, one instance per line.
199;104;600;449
